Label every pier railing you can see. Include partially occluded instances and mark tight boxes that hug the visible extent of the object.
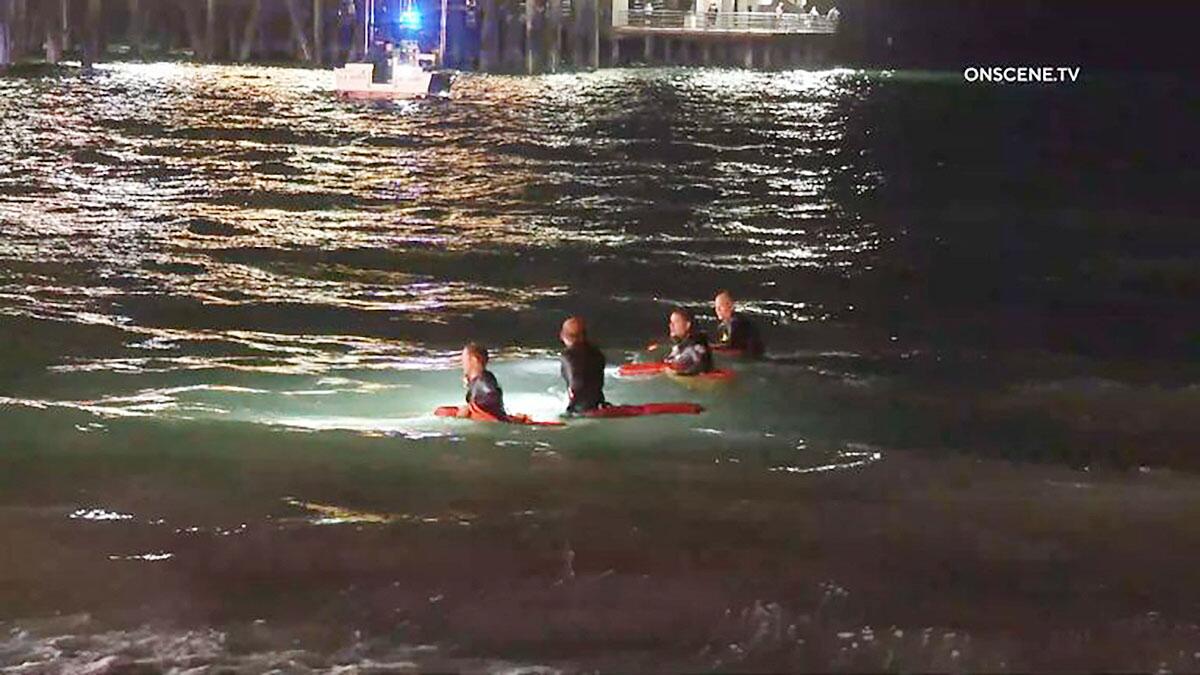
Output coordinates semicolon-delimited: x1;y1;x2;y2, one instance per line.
612;9;838;34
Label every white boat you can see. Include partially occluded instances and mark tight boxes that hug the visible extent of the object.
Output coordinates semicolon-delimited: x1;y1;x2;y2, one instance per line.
333;50;451;100
333;0;452;100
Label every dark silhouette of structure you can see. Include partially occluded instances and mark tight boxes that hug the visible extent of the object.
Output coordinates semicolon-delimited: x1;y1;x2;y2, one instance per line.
1;0;1193;72
0;0;839;72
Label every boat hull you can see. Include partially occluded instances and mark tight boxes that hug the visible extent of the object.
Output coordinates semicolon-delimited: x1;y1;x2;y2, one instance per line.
333;62;452;100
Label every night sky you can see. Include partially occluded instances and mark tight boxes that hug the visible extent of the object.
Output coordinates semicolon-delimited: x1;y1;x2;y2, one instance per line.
834;0;1200;69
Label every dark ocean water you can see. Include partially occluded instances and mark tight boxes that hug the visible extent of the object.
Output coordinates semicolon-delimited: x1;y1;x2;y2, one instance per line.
0;63;1197;672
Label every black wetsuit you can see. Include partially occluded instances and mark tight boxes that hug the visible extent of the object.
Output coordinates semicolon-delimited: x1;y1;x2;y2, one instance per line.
561;341;607;414
466;370;506;419
665;331;714;375
717;312;765;358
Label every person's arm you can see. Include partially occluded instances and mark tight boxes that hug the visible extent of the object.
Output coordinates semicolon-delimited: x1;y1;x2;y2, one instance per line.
670;344;703;376
595;348;608;403
747;322;765;358
561;354;578;405
473;385;505;419
466;376;506;419
663;343;681;366
730;317;753;350
730;317;764;357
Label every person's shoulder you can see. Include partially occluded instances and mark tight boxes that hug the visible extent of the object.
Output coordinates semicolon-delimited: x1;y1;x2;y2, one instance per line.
734;312;759;329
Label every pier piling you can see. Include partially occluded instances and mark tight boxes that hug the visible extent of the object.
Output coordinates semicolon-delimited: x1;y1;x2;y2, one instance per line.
1;0;19;60
239;0;262;62
284;0;314;62
83;0;101;67
525;0;535;73
127;0;142;58
589;0;598;68
571;0;583;66
448;1;467;68
59;0;69;54
479;0;498;70
548;0;562;71
205;0;217;60
0;17;9;69
313;0;323;64
504;2;522;70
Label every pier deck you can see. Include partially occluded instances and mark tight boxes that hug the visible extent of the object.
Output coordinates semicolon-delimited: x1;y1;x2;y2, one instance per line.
612;10;837;37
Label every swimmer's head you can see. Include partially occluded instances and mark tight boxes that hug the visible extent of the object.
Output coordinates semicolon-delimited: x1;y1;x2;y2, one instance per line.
669;308;693;339
461;343;488;376
560;316;587;347
714;290;735;322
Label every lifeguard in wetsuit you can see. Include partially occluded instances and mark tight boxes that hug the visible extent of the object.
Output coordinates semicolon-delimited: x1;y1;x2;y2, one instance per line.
460;343;507;420
559;316;607;414
664;308;714;376
713;290;765;358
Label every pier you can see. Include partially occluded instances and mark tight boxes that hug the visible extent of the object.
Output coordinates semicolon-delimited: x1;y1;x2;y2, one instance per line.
0;0;838;73
609;9;836;68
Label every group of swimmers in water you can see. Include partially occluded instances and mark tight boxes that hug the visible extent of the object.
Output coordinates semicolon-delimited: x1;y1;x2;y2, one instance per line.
453;290;764;420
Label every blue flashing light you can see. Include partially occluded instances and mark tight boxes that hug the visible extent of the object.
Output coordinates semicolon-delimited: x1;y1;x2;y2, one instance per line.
399;9;422;30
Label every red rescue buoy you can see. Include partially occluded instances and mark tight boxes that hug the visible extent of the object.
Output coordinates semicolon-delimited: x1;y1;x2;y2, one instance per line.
616;362;734;380
434;404;565;427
